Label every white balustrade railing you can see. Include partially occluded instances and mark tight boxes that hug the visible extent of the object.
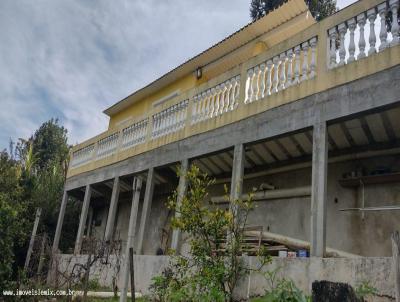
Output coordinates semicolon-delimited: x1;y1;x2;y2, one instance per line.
121;118;148;150
328;0;399;69
191;75;241;124
245;37;318;104
152;99;189;138
71;144;95;168
96;132;119;159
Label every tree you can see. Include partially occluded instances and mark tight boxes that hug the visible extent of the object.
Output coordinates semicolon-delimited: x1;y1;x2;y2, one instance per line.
15;118;69;173
0;151;28;289
250;0;337;21
0;118;71;287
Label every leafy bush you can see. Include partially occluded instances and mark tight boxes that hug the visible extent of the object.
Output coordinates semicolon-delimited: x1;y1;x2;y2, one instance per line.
355;280;378;300
251;267;310;302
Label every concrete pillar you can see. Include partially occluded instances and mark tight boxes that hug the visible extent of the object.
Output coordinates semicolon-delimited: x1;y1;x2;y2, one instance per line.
170;159;189;251
74;184;92;255
230;144;245;205
104;177;120;242
310;120;328;257
86;207;94;236
136;167;155;254
120;177;142;302
52;190;68;253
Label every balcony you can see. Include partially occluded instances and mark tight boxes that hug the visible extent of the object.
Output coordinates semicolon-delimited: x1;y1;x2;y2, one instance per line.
67;0;400;179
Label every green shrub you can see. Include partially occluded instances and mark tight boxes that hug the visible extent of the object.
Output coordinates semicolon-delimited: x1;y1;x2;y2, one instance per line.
355;280;378;300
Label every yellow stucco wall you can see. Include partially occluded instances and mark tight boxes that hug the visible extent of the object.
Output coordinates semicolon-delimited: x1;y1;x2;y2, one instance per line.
108;74;202;129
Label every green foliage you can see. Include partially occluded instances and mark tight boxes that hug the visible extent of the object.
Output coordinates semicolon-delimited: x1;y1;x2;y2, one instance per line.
249;0;337;21
0;194;24;290
30;118;69;172
259;279;311;302
0;118;71;287
355;280;378;300
250;267;311;302
150;165;270;302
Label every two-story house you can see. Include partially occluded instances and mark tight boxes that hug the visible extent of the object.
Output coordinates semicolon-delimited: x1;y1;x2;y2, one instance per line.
50;0;400;297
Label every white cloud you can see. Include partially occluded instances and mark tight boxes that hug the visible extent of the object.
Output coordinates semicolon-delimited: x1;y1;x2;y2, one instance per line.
0;0;250;148
0;0;357;149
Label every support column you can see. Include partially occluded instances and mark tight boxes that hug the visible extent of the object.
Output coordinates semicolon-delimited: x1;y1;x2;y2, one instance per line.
74;184;92;254
86;207;94;237
104;177;120;242
230;144;245;205
136;167;155;254
52;190;68;253
120;177;142;302
170;159;189;251
310;120;328;257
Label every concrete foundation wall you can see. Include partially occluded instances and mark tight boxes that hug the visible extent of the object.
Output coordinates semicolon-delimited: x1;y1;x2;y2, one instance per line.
55;254;396;299
140;196;172;255
202;155;400;257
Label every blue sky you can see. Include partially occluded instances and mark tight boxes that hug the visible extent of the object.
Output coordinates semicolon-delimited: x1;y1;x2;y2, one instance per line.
0;0;355;150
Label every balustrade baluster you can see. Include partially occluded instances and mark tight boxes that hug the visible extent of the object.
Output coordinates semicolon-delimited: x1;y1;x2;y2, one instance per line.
212;88;219;117
338;23;347;66
155;114;160;137
259;63;267;98
309;38;317;78
250;67;258;102
357;13;367;59
224;81;232;112
163;109;169;135
235;76;240;104
173;105;179;131
192;96;198;124
229;78;238;111
217;84;223;114
347;18;356;62
245;69;253;104
219;83;226;114
301;41;310;81
174;105;179;131
378;3;388;51
202;91;209;120
390;0;400;46
197;95;202;122
209;88;216;118
162;111;166;135
159;112;165;136
258;66;264;100
166;108;171;134
221;80;231;114
209;89;215;118
266;60;273;95
367;8;377;55
286;50;293;87
294;46;301;84
279;53;287;90
175;104;181;130
183;100;189;127
328;28;338;68
153;114;158;137
272;56;280;93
